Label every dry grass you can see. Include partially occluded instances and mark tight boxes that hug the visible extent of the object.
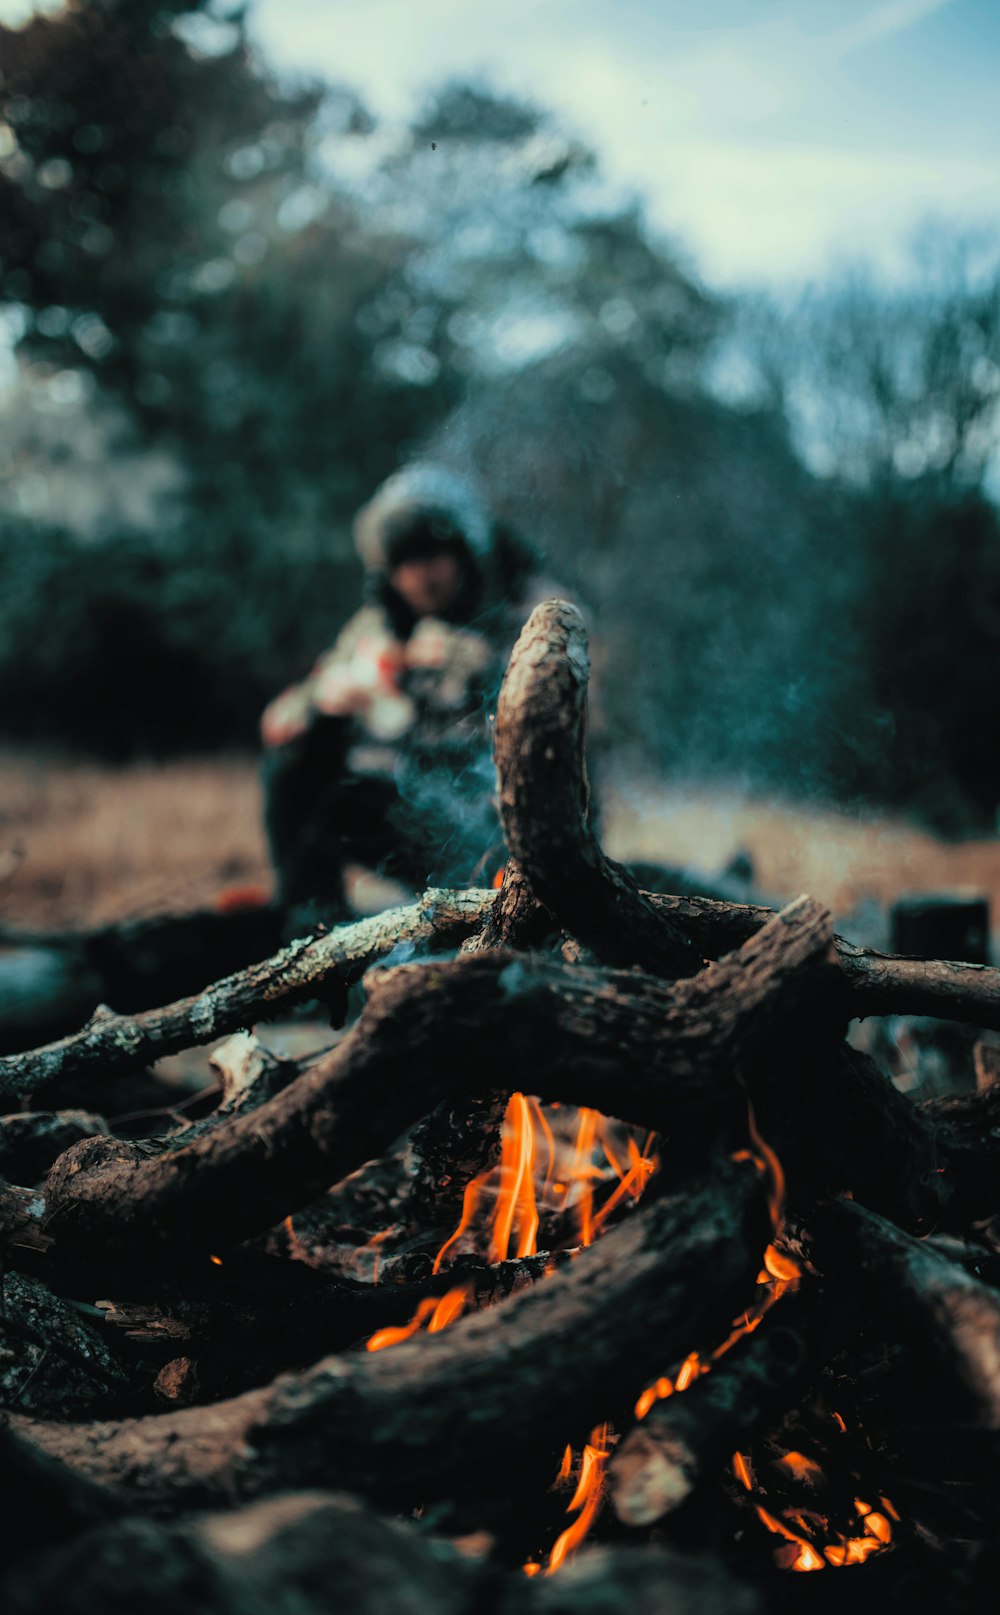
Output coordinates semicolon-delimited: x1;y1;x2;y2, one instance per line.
605;784;1000;925
0;752;271;931
2;752;999;935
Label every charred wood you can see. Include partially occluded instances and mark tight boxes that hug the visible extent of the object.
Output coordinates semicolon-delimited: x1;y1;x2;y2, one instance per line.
0;1272;130;1415
804;1196;1000;1427
0;897;836;1270
93;1250;575;1398
10;1160;770;1511
609;1290;825;1527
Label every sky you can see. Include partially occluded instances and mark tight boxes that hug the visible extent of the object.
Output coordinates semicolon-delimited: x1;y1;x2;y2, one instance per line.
245;0;1000;290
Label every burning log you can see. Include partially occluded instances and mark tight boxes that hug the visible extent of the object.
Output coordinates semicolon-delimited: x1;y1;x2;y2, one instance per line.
7;598;1000;1609
609;1290;825;1527
11;1160;769;1511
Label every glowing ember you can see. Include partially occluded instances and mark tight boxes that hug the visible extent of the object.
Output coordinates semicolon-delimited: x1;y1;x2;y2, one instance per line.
777;1451;823;1484
733;1448;898;1571
732;1450;754;1491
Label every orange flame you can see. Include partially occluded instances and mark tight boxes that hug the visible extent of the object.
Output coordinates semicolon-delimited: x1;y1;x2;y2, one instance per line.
364;1094;662;1576
366;1295;440;1353
432;1175;486;1275
634;1112;800;1422
428;1285;472;1332
366;1285;472;1352
569;1108;600;1247
544;1423;613;1574
430;1095;659;1280
732;1451;754;1491
492;1091;540;1262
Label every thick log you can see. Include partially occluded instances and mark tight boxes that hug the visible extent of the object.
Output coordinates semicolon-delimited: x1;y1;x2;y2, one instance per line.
11;1160;770;1510
0;1489;761;1615
494;601;703;979
805;1196;1000;1426
94;1250;575;1395
0;1272;130;1416
3;897;837;1269
0;889;492;1103
0;1109;107;1184
0;1424;125;1570
609;1290;824;1527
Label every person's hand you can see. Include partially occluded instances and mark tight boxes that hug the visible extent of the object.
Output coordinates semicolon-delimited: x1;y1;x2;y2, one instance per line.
313;664;372;717
260;686;310;748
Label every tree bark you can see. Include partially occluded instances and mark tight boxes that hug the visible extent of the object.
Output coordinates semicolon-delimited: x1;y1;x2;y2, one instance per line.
11;1160;770;1512
0;889;492;1103
2;897;837;1271
0;1488;762;1615
495;601;703;979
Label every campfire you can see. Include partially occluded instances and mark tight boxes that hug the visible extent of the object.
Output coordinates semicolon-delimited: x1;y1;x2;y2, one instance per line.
3;599;1000;1614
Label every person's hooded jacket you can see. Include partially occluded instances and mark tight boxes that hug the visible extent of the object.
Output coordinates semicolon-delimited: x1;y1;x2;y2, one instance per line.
260;463;562;781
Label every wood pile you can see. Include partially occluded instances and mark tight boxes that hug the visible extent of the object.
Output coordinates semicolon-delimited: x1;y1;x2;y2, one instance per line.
2;601;1000;1614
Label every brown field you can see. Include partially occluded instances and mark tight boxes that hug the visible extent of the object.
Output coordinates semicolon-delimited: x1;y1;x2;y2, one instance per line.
2;751;999;936
0;753;272;931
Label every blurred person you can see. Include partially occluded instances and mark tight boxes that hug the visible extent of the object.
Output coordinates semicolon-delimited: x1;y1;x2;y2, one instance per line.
260;465;568;928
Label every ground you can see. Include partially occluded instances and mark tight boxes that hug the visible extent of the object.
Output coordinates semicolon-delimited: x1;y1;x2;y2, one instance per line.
2;751;999;943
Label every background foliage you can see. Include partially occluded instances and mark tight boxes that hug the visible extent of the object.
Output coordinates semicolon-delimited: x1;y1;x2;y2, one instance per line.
1;0;998;830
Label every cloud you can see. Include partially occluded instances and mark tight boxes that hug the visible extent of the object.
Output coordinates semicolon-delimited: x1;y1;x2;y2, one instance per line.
828;0;957;60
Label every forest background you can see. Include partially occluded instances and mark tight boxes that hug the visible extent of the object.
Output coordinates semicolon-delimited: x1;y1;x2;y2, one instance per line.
1;0;999;842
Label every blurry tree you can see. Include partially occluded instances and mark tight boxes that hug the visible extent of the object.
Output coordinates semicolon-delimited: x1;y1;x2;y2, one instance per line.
2;19;998;833
725;233;1000;828
0;2;469;751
